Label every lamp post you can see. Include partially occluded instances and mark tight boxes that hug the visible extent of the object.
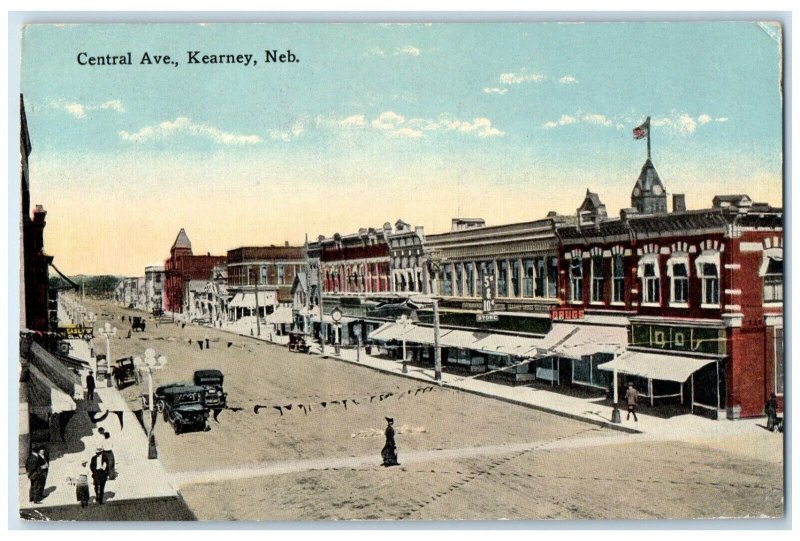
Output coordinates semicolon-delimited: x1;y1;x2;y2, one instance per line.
133;349;167;459
98;322;117;386
331;307;342;356
611;351;621;424
398;314;410;373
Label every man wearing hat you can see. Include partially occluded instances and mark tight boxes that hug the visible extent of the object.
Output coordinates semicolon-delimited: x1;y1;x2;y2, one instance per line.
381;417;399;466
89;445;110;504
625;382;639;422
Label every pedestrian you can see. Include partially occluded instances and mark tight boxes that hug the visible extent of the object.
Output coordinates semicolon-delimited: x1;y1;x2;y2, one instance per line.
765;392;779;431
25;449;43;504
75;459;91;508
86;370;96;401
381;417;399;466
625;382;639;422
102;430;116;478
205;336;210;349
90;446;109;504
35;447;49;502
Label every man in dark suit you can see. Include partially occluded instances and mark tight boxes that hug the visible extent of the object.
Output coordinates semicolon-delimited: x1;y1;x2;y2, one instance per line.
89;447;109;504
86;371;96;401
25;449;43;503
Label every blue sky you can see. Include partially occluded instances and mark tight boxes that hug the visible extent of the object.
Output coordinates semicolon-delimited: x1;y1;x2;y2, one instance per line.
20;22;783;275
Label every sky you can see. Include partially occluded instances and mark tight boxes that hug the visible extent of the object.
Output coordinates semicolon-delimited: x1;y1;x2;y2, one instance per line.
19;22;783;276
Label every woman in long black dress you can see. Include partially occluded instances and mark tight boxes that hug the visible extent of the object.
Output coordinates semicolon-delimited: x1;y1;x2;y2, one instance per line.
381;417;399;466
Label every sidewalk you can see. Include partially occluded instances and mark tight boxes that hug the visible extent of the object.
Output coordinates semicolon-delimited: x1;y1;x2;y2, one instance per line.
212;322;767;439
19;384;178;513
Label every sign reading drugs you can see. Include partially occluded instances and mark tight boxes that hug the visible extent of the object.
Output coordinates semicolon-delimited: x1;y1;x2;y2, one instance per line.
477;271;499;322
550;307;585;321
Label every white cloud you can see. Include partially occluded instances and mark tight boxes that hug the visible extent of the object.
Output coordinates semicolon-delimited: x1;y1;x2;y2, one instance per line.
483;87;508;95
367;47;386;57
338;114;366;128
50;98;125;118
499;71;545;85
542;115;578;129
395;45;421;57
649;112;729;135
371;111;407;131
698;114;712;125
581;113;613;127
558;75;578;84
716;117;729;123
119;117;263;145
269;120;306;143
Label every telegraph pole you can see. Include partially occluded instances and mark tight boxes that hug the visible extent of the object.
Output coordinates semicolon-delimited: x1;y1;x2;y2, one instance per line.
433;299;442;383
317;255;325;355
252;267;261;337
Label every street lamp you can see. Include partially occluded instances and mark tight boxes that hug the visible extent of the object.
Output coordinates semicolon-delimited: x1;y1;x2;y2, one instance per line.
98;322;117;387
331;307;342;355
133;348;167;459
398;314;411;374
611;350;621;424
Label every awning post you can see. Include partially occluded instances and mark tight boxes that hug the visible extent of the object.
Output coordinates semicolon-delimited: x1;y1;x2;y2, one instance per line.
611;351;621;423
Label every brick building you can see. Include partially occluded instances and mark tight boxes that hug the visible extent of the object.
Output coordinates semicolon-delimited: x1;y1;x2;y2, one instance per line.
163;229;225;314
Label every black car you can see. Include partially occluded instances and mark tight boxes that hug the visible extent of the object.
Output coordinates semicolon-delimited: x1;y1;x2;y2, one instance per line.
193;369;227;409
111;357;137;388
131;316;146;332
161;384;209;434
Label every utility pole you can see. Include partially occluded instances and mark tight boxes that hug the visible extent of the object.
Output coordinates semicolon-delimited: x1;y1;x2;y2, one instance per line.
253;267;261;337
433;299;442;383
304;234;311;336
317;256;325;355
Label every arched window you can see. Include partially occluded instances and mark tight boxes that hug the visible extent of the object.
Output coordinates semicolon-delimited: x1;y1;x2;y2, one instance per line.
638;255;660;305
695;251;720;307
666;252;690;306
760;248;783;303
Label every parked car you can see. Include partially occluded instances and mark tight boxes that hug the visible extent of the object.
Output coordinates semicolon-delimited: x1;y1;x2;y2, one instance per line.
193;369;227;409
160;384;209;434
111;357;137;388
148;382;189;412
152;307;164;318
131;316;146;332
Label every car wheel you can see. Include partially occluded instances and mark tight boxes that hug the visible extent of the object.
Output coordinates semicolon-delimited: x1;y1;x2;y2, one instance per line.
174;423;181;435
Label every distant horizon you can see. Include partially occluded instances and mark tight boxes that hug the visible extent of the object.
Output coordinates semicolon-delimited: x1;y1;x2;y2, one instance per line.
20;22;783;276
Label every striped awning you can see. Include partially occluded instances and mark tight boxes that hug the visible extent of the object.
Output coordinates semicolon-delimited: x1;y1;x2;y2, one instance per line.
598;351;717;383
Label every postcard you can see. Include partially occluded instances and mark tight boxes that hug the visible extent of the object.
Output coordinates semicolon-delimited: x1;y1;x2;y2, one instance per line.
16;20;784;522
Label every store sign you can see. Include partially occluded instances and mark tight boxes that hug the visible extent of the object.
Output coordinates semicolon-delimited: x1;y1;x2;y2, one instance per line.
631;323;726;356
478;272;499;322
550;307;585;321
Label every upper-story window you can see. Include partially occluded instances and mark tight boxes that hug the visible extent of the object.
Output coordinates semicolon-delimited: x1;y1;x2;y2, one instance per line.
547;256;558;298
590;255;604;303
535;257;546;297
667;254;690;306
454;263;463;297
510;260;520;297
441;263;453;296
612;254;625;303
465;262;476;297
569;258;583;303
638;256;660;305
277;264;285;285
497;260;508;297
155;274;162;283
523;259;535;297
695;251;720;307
760;248;783;304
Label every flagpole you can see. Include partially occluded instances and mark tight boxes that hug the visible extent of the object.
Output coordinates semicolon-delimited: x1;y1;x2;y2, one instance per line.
646;116;652;160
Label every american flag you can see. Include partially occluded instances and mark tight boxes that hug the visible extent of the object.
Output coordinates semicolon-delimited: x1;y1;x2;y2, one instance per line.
632;118;649;140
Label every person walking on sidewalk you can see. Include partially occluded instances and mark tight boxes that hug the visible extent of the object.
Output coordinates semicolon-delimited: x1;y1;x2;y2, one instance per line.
86;371;96;401
25;449;44;504
765;392;779;431
381;417;399;466
625;382;639;422
35;448;49;502
75;459;91;508
90;447;110;504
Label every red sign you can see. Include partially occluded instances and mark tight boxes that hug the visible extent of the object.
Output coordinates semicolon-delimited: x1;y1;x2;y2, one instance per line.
550;307;585;321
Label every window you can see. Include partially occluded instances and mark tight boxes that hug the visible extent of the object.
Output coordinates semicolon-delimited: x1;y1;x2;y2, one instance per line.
669;260;689;305
642;261;660;304
547;256;558;298
535;257;546;297
155;274;162;284
497;260;508;297
441;264;453;296
277;264;285;285
260;265;267;285
612;254;624;303
569;258;583;302
763;258;783;303
523;259;535;297
591;255;604;303
510;260;520;297
701;263;719;305
465;262;476;297
454;263;463;297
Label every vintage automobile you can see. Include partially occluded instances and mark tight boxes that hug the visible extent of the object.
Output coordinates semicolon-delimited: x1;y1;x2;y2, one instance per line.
111;356;137;388
288;331;311;353
160;384;209;434
131;316;146;332
193;369;227;409
152;307;164;318
148;381;188;412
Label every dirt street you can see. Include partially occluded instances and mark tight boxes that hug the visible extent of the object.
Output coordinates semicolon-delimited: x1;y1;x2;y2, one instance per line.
88;301;784;521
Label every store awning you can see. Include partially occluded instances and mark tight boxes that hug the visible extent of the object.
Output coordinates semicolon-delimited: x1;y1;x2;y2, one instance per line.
229;291;275;308
368;322;406;342
29;342;82;397
539;324;627;358
264;306;294;325
398;325;437;345
597;350;717;383
473;333;541;357
437;329;489;349
28;364;77;418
